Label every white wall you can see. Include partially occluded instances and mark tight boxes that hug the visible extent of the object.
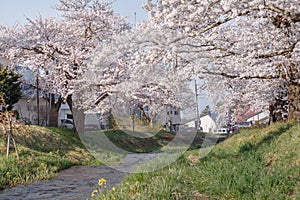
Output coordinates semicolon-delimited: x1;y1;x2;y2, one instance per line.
246;111;269;123
200;115;217;133
58;103;72;127
185;120;196;128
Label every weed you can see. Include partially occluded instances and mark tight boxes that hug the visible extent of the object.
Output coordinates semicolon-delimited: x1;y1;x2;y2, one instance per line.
0;125;96;189
93;122;300;199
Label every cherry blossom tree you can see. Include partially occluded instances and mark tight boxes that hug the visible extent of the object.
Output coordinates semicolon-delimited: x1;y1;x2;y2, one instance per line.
73;32;194;128
0;0;129;127
139;0;300;123
74;0;299;126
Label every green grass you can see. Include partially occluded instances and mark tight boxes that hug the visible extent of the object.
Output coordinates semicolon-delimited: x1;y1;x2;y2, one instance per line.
79;129;205;165
0;125;98;190
0;125;206;190
93;121;300;200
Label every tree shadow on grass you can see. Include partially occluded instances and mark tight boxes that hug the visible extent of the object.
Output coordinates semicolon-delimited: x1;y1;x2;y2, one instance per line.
239;123;293;154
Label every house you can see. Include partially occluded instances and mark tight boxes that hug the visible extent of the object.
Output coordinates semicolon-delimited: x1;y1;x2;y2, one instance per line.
165;105;181;132
200;113;217;133
58;102;73;127
57;103;111;130
9;65;54;126
184;119;198;130
84;111;109;130
183;113;217;133
14;96;48;125
246;111;269;124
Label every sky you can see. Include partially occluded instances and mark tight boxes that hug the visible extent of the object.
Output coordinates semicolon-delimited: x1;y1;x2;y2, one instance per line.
0;0;147;27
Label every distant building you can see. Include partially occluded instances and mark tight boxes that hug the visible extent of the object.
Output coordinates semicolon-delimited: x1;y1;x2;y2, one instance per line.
246;111;269;124
58;102;73;127
84;111;109;130
14;96;48;125
165;105;181;132
11;65;53;126
184;119;198;130
183;113;217;133
200;113;217;133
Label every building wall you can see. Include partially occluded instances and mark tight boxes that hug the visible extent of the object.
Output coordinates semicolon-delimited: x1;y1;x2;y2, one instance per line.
165;106;181;132
58;103;73;127
246;111;269;123
84;112;109;130
200;115;217;133
185;120;197;129
14;97;48;125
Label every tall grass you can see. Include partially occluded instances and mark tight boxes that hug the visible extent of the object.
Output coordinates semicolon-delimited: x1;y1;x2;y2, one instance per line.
94;121;300;199
0;125;97;189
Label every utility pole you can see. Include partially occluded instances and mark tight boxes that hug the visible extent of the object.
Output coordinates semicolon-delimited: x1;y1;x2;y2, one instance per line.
134;12;137;29
45;92;48;126
194;79;200;131
36;74;40;126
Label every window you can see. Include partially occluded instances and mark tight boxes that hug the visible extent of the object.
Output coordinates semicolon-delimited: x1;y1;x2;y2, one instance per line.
66;114;73;119
174;111;179;115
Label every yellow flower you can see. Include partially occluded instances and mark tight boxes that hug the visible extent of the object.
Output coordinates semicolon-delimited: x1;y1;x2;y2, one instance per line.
91;189;98;197
112;187;116;191
98;178;107;186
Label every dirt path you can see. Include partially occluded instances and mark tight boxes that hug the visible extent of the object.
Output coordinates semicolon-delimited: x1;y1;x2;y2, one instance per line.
0;153;161;200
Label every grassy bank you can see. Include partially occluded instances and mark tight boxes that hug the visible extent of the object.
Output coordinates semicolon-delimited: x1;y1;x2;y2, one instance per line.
94;122;300;199
0;125;98;190
80;129;205;165
0;126;205;190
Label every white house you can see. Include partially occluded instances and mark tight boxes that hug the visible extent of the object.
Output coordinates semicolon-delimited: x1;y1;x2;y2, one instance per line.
183;113;217;133
200;113;217;133
246;111;269;124
184;120;198;129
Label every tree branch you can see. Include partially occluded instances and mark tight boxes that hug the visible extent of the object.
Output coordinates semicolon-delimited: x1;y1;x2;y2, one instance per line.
256;42;297;58
264;3;300;23
201;70;280;80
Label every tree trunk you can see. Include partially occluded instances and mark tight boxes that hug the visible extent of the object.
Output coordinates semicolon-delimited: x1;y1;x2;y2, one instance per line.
288;82;300;120
287;63;300;120
48;94;62;127
269;91;288;125
138;105;150;125
49;106;59;127
67;95;85;134
149;113;157;128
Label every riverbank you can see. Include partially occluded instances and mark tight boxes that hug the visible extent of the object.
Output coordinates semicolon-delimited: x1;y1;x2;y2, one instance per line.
0;125;204;190
0;125;98;190
95;121;300;199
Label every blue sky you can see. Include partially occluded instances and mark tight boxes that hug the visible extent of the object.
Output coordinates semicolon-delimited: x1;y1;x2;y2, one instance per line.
0;0;147;27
